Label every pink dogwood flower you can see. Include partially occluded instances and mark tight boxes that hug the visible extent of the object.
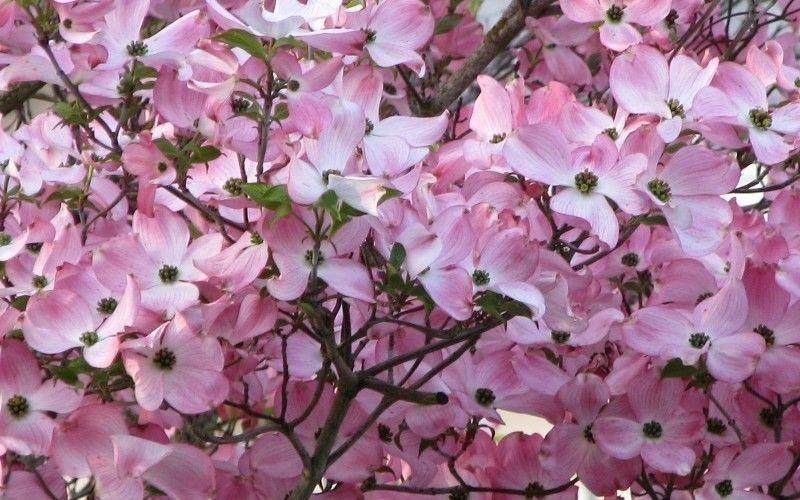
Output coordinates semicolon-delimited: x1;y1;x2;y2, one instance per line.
23;275;139;367
89;434;215;499
560;0;671;51
121;314;228;414
695;62;800;164
506;127;647;246
696;443;793;500
625;279;765;383
540;374;639;495
0;339;82;455
95;0;209;76
594;372;703;475
94;206;223;315
610;44;719;142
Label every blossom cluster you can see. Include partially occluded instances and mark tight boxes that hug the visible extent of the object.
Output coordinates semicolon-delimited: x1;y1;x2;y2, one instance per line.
0;0;799;498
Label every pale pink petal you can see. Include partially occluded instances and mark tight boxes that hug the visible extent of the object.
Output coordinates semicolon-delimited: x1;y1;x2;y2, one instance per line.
610;44;670;115
662;145;739;195
504;125;574;186
641;441;695;475
550;189;619;246
141;282;199;315
317;257;374;302
559;0;604;22
707;333;765;383
728;443;793;486
599;22;642;52
288;159;327;206
143;444;216;499
771;102;800;135
470;75;513;140
594;417;643;459
419;267;473;320
750;128;793;165
625;0;672;26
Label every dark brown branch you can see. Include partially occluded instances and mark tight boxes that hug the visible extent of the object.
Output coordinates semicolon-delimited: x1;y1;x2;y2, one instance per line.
0;82;45;115
359;375;448;405
420;0;554;116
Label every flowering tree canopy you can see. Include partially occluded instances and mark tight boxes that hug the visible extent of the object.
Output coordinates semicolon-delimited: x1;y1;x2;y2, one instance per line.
1;0;800;498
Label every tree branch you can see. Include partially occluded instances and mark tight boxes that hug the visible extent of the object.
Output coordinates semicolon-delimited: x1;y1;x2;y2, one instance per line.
0;82;46;115
420;0;554;116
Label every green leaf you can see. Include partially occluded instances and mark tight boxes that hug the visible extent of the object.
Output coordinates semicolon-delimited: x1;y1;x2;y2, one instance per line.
641;214;668;226
153;138;180;159
269;36;306;56
272;102;289;121
389;243;406;270
434;13;463;34
53;101;89;126
10;295;29;311
214;29;267;60
378;188;402;205
48;364;80;385
189;145;222;164
474;291;530;320
298;302;323;323
47;357;91;387
661;358;698;379
242;183;291;211
46;186;84;203
319;190;339;211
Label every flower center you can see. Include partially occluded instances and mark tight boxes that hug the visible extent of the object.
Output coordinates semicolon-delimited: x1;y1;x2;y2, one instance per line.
377;423;393;442
472;269;490;286
715;480;733;497
365;119;375;135
364;28;377;43
0;233;11;246
760;407;778;428
490;133;506;144
250;232;263;245
26;242;42;253
696;292;713;305
80;331;99;346
153;347;177;370
287;79;300;92
574;169;599;194
97;297;118;315
665;8;679;28
231;96;252;113
223;178;243;196
524;482;545;499
32;275;48;289
583;424;595;443
753;324;775;347
604;127;619;140
304;249;324;265
666;98;685;118
706;417;727;435
642;420;663;439
6;394;29;418
689;332;709;348
321;169;341;184
474;387;496;406
126;40;149;57
606;5;624;23
647;178;672;203
749;108;772;130
551;330;571;344
621;252;639;267
158;265;179;284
